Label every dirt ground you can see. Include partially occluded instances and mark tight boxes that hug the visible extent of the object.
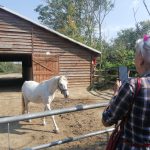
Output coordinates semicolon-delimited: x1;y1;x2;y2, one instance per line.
0;74;114;150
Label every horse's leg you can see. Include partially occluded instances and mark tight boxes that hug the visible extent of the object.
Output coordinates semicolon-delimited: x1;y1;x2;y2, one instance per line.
44;104;59;133
22;95;28;113
22;94;25;114
23;95;31;122
26;102;32;123
51;115;59;133
43;105;47;126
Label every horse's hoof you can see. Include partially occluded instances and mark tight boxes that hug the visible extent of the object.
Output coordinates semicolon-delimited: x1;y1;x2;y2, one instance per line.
28;119;32;123
43;122;47;126
53;129;59;134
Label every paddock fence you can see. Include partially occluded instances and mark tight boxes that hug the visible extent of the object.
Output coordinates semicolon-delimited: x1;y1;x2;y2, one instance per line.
0;102;114;150
93;66;137;89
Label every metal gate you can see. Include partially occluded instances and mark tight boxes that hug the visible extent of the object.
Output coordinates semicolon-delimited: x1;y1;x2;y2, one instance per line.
0;102;114;150
32;53;59;82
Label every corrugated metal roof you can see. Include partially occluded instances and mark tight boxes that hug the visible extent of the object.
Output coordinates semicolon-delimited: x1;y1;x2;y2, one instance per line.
0;6;101;55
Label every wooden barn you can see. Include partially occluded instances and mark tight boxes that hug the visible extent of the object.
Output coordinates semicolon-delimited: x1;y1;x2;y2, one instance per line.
0;6;101;88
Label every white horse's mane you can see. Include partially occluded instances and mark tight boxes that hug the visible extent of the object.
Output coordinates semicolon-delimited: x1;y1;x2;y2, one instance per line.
40;75;67;84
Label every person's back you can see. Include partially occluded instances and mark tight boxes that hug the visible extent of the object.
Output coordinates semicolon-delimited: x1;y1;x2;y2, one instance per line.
102;35;150;149
124;76;150;145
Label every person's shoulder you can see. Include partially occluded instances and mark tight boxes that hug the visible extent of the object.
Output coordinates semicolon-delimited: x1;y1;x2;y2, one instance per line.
127;77;137;84
120;77;133;85
128;77;141;92
121;77;137;92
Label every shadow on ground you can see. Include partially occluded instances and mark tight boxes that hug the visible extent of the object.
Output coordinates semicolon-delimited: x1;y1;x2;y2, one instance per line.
0;78;22;92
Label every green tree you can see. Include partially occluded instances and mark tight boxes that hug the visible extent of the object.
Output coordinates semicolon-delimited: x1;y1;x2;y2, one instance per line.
35;0;85;42
35;0;114;48
113;28;137;50
136;20;150;36
102;20;150;69
113;20;150;52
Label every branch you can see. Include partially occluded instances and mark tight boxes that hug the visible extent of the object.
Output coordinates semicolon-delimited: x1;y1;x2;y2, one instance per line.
84;0;99;23
100;0;115;25
143;0;150;16
133;8;142;36
100;7;113;25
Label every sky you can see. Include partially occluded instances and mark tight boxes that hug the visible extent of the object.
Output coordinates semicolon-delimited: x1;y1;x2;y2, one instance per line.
0;0;150;41
104;0;150;40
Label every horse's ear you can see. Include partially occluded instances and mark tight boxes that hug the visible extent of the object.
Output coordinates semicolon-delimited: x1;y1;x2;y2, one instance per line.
60;75;64;78
59;74;65;78
64;75;68;80
59;75;67;81
63;72;69;78
66;75;71;80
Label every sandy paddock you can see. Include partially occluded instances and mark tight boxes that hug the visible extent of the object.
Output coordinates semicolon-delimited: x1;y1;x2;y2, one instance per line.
0;78;113;150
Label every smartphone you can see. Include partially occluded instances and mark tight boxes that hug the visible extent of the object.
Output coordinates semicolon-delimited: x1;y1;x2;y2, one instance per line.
119;66;128;83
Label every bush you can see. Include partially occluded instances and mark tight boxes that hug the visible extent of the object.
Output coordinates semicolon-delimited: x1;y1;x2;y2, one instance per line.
0;62;22;73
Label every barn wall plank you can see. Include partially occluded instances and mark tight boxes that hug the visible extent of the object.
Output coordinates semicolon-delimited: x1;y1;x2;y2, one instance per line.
0;9;98;87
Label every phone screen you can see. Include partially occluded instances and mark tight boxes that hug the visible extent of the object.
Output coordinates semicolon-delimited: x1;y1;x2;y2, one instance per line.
119;66;128;83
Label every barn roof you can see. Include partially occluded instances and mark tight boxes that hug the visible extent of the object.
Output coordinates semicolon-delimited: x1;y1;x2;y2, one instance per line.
0;6;101;55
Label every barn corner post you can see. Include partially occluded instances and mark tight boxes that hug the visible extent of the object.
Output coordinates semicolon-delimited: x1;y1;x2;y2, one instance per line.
31;26;38;82
90;55;97;89
90;53;101;90
22;27;34;82
31;27;34;81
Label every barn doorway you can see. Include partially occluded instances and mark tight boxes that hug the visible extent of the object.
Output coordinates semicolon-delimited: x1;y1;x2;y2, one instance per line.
0;53;59;89
0;53;32;88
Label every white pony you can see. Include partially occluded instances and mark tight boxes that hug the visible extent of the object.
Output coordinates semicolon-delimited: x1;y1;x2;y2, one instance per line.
21;75;69;133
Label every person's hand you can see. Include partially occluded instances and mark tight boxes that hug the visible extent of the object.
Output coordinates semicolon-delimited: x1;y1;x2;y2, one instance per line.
113;79;121;96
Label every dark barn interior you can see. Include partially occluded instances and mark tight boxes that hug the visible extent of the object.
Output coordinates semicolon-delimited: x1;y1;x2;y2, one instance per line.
0;53;32;87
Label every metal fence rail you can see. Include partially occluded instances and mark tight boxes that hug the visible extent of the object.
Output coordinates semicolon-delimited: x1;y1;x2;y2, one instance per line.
24;128;114;150
0;102;108;124
0;102;111;150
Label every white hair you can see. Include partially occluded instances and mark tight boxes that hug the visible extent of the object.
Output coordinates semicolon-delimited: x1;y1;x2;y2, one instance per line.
135;37;150;63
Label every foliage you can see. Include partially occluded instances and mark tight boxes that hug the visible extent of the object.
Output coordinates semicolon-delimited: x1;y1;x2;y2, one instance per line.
113;28;137;50
102;48;134;68
101;20;150;70
0;62;22;73
35;0;85;42
35;0;114;46
35;1;150;87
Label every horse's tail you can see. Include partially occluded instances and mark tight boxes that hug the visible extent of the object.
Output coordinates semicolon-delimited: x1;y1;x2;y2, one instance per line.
22;93;25;114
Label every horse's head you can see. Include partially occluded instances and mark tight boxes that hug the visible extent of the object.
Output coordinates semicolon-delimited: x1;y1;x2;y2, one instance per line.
58;76;69;98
